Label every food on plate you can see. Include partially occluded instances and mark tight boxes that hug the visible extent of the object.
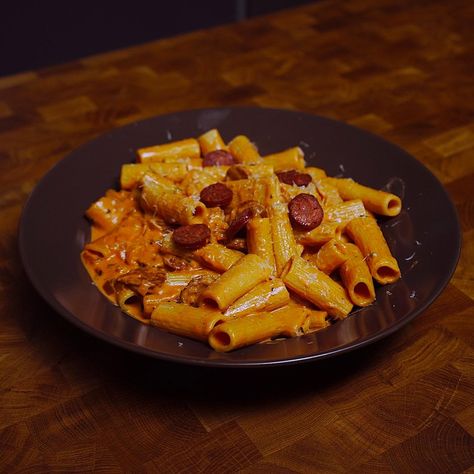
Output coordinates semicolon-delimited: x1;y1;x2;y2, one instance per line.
81;128;402;352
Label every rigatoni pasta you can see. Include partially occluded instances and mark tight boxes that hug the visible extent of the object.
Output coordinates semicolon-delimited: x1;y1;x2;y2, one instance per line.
325;177;402;217
137;138;200;163
346;216;401;284
81;129;402;352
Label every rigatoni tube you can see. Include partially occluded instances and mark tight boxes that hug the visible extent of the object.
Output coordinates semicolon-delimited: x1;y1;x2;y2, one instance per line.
137;138;200;163
295;221;343;247
224;279;289;317
339;243;376;307
194;243;244;273
117;287;148;323
315;238;351;274
209;308;306;352
120;163;188;189
263;147;305;171
325;178;401;217
282;256;353;319
201;254;272;310
325;199;367;226
227;135;261;164
198;128;227;155
269;202;299;276
247;217;277;274
346;216;401;284
140;174;206;225
151;302;224;341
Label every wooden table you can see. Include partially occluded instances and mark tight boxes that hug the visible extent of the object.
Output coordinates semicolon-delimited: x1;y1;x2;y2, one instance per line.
1;0;473;471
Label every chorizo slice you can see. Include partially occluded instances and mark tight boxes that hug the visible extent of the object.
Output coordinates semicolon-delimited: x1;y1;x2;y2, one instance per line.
276;170;312;187
173;224;211;250
288;193;324;231
200;183;233;208
226;201;266;239
225;165;249;180
203;150;235;167
226;208;253;240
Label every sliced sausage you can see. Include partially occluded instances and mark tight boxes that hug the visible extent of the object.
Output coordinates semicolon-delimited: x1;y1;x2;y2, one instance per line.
225;165;248;180
200;183;233;208
288;193;324;231
173;224;211;250
226;201;266;239
203;150;235;167
291;172;312;187
276;170;312;187
226;208;253;239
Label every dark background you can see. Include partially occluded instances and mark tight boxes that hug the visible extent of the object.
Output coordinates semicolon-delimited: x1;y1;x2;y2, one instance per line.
1;0;314;77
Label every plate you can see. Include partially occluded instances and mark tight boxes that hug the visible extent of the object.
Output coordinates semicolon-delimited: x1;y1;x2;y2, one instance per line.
19;107;461;367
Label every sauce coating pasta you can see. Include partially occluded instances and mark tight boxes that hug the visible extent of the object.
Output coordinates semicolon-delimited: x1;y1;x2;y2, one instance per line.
81;129;402;352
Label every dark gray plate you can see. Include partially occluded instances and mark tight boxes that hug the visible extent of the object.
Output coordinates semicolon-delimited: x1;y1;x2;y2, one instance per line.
19;107;461;367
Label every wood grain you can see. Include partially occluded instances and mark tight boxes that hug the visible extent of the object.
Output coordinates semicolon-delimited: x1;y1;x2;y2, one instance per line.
0;0;473;472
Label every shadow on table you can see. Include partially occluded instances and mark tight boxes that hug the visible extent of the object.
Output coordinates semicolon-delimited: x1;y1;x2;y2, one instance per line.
75;319;396;408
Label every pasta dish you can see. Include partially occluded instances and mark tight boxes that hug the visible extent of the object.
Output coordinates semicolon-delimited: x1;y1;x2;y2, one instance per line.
81;129;402;352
